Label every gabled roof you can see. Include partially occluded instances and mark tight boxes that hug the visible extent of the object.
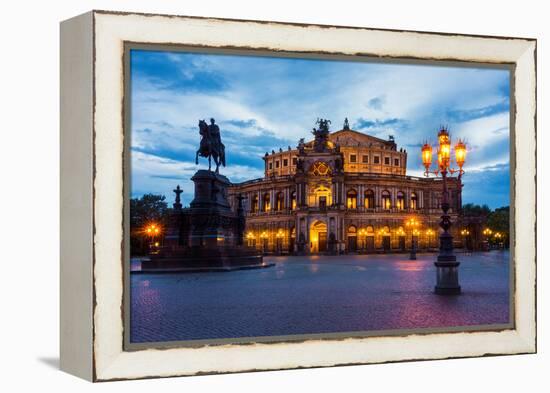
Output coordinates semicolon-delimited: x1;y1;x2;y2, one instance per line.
329;129;394;147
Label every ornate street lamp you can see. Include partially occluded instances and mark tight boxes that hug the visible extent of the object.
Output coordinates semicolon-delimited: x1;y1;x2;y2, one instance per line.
405;218;421;260
422;126;467;295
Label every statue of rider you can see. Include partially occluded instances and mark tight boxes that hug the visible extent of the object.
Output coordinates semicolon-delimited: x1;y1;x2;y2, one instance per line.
208;118;221;153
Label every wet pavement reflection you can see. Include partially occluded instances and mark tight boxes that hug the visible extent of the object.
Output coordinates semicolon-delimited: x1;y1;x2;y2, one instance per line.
130;251;510;343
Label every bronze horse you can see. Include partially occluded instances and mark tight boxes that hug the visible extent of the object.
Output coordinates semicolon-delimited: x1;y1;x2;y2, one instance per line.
195;119;226;173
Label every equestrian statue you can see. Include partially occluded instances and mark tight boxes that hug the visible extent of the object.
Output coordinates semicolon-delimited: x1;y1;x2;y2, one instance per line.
195;118;226;173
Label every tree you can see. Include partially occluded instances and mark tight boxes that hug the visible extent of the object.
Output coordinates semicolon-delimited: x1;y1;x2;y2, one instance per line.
130;194;169;228
461;203;491;216
130;194;169;255
487;206;510;248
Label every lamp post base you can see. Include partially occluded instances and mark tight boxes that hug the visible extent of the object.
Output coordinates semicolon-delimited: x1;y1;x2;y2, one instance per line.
434;261;461;295
434;285;461;295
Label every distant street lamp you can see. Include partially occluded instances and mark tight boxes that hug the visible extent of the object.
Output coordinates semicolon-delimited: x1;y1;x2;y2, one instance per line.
405;217;421;260
358;228;367;252
246;231;256;248
426;228;435;249
275;229;284;254
482;228;493;250
493;232;504;249
260;231;269;254
422;126;467;295
460;229;470;252
145;223;161;252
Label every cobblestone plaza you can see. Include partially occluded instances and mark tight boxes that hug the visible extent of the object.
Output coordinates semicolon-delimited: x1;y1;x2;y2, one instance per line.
130;251;510;343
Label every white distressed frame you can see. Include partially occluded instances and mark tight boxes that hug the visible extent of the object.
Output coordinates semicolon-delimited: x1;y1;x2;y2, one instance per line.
61;10;536;381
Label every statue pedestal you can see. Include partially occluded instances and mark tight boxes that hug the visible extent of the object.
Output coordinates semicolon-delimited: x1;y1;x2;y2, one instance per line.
141;170;267;273
188;170;234;248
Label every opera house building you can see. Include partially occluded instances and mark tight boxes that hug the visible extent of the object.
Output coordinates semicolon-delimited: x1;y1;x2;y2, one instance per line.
228;119;462;254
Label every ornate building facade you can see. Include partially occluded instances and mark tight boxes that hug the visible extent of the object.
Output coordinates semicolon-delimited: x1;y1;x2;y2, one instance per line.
228;119;462;254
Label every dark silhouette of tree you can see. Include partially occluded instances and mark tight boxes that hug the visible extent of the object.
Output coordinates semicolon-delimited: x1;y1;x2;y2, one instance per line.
461;203;491;216
130;194;168;228
487;206;510;247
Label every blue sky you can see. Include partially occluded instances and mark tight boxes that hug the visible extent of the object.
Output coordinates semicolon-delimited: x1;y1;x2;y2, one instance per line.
130;49;511;209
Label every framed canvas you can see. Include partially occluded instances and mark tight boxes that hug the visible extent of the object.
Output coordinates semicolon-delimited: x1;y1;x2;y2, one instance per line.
60;10;537;381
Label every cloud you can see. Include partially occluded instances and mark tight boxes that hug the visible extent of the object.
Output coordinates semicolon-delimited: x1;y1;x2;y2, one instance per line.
131;49;228;93
367;96;385;110
461;163;510;208
129;50;511;208
354;117;406;130
444;100;509;123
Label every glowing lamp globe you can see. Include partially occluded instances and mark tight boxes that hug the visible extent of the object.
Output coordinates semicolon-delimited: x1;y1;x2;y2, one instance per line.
421;142;433;170
455;139;466;168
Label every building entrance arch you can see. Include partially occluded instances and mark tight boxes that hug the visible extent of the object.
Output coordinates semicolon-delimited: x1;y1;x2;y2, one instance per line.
310;220;328;253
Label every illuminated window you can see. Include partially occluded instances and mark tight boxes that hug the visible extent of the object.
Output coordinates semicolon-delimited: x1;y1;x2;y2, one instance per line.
411;192;418;210
396;191;405;210
275;191;284;211
310;161;331;176
382;190;391;210
364;189;374;209
291;191;297;210
263;193;271;212
347;189;357;209
251;195;259;212
350;154;357;163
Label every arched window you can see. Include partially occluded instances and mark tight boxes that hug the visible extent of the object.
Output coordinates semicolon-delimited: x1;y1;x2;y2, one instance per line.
396;191;405;210
290;191;297;210
382;190;391;210
366;225;375;235
251;195;259;213
346;189;357;209
275;191;284;211
347;225;357;235
411;192;418;210
263;193;271;212
364;189;375;209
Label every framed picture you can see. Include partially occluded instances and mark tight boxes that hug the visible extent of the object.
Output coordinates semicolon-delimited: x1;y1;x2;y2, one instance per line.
60;10;536;381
